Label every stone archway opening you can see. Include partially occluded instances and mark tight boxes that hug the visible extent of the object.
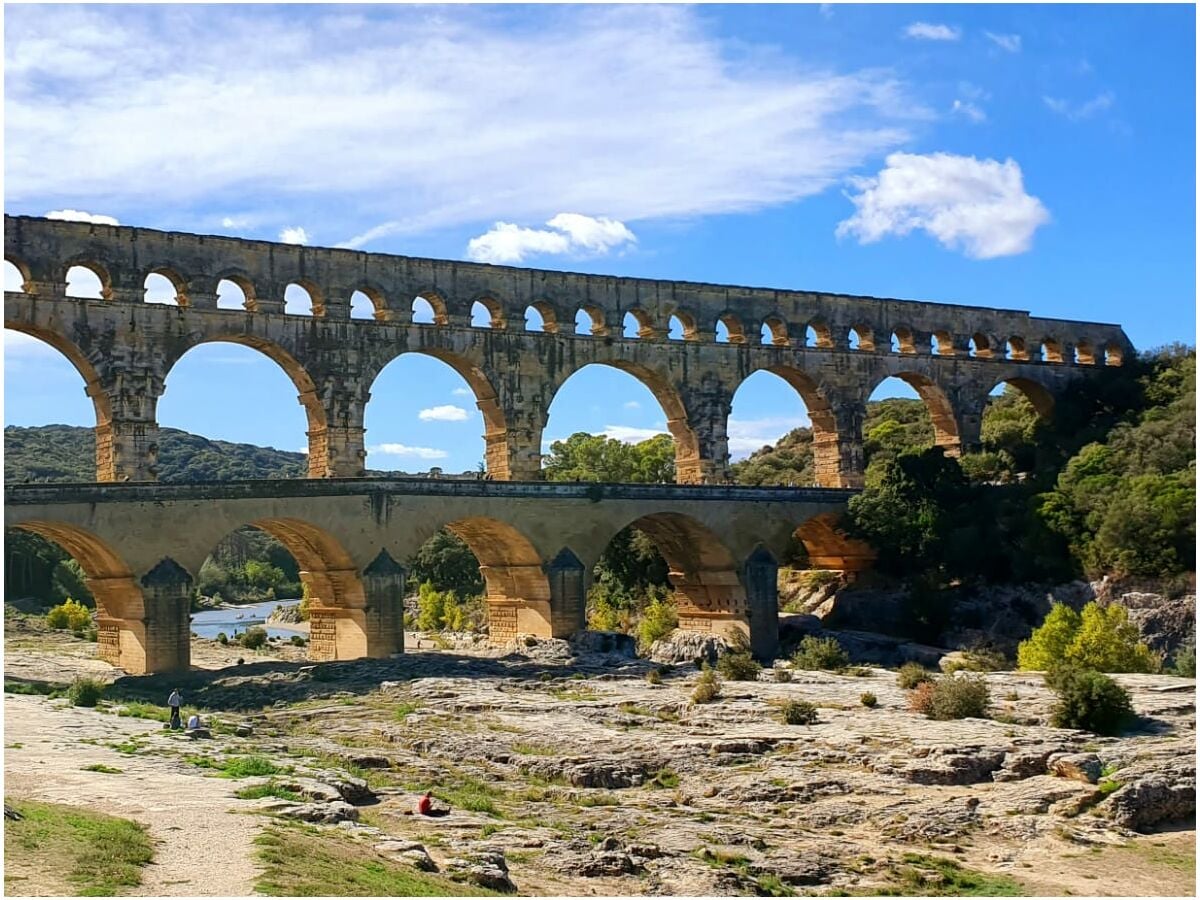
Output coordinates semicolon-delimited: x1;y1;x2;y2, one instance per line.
611;512;749;645
436;517;553;642
864;373;958;465
3;324;114;478
284;281;321;317
350;290;379;320
216;277;253;310
973;378;1055;480
7;522;182;674
668;311;698;341
364;351;495;477
729;369;825;487
159;338;327;476
5;258;30;293
792;514;876;580
542;362;701;484
64;262;110;300
145;269;186;306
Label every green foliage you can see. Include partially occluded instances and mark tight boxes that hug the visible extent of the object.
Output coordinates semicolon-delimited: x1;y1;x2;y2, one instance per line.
542;431;675;484
860;692;878;708
918;674;991;720
944;646;1011;673
46;598;92;632
791;635;850;671
645;668;663;685
235;782;302;801
68;676;104;707
779;700;819;725
879;852;1025;896
636;590;678;649
415;581;485;633
1046;667;1134;735
1170;640;1196;677
730;426;815;486
1018;602;1159;673
408;530;484;598
190;755;284;778
691;664;722;704
297;581;312;621
897;661;934;690
216;632;229;645
239;626;268;650
717;651;762;681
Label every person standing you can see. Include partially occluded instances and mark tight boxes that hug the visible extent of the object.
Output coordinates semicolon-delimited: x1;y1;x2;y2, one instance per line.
167;688;182;730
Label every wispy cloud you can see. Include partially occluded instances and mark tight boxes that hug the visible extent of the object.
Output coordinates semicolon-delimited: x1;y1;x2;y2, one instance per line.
601;425;668;444
728;415;811;457
368;443;448;460
951;100;986;123
418;405;469;422
904;22;961;41
985;31;1021;53
6;6;919;247
623;400;641;410
836;152;1050;260
451;387;473;397
466;213;635;264
1043;92;1115;122
45;208;118;225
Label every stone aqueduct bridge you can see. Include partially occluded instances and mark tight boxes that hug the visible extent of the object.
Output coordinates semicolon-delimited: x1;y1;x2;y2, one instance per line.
4;479;865;673
4;216;1132;675
5;215;1130;487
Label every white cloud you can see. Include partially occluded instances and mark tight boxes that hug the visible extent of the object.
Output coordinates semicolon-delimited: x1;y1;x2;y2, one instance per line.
904;22;960;41
5;6;920;247
985;31;1021;53
601;425;668;444
819;4;834;20
836;152;1050;260
279;226;309;245
45;208;118;226
466;213;635;264
418;405;469;422
221;216;251;229
451;387;472;397
951;99;986;123
623;400;641;410
1043;92;1114;122
368;443;448;460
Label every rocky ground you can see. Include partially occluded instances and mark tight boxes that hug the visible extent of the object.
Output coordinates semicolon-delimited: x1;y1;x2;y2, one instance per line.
3;619;1196;897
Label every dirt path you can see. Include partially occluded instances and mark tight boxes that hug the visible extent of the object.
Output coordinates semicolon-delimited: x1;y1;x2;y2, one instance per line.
4;694;262;897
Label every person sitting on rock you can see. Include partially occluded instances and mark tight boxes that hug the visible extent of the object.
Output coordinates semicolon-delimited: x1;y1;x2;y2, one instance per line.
417;790;433;815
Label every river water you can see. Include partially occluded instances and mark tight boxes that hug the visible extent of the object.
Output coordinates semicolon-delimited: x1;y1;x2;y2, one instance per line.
189;598;303;641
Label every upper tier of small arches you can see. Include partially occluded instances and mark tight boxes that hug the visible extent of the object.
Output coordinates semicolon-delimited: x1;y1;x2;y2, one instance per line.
3;217;1128;368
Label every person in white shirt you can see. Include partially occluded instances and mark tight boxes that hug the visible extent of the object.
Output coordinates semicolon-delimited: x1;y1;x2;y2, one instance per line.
167;689;182;729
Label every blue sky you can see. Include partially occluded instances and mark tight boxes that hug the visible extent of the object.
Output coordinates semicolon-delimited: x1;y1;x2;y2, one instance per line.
4;3;1195;473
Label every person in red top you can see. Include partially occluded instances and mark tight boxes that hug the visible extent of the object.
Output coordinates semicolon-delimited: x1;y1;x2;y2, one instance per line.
417;791;433;815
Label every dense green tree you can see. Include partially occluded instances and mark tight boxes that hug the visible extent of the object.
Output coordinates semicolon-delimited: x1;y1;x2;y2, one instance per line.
407;529;485;598
731;427;815;486
542;432;675;483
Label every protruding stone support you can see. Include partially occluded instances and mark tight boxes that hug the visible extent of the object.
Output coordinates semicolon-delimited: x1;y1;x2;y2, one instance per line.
136;558;193;674
305;565;393;661
481;563;553;642
672;570;749;642
545;547;587;638
95;419;161;482
360;550;407;656
743;547;780;662
811;403;866;488
678;386;731;484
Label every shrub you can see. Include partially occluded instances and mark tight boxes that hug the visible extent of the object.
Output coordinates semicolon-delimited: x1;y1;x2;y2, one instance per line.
717;651;762;682
297;582;312;621
897;661;934;689
216;632;229;645
645;668;662;685
860;692;878;708
239;626;268;650
289;635;307;647
907;681;937;716
46;598;91;632
923;674;990;720
68;676;104;707
637;592;679;650
799;569;841;591
1170;640;1195;678
780;700;819;725
1047;667;1134;735
1019;601;1159;673
691;665;721;704
773;668;793;683
791;635;849;671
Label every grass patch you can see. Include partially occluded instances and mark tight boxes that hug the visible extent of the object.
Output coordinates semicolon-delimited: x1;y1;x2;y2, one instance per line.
394;702;422;721
617;702;680;722
109;741;143;756
187;755;287;778
511;742;557;756
81;764;123;774
113;702;171;723
235;781;303;801
873;853;1024;896
547;686;600;702
4;797;153;896
648;767;680;789
577;792;621;807
434;774;504;817
255;823;498;896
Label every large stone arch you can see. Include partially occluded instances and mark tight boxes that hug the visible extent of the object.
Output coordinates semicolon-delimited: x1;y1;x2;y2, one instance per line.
869;370;962;455
607;511;748;641
544;361;702;483
162;335;330;476
793;513;876;576
987;375;1055;420
365;348;513;478
440;516;553;642
7;522;188;674
744;365;858;488
2;322;119;480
